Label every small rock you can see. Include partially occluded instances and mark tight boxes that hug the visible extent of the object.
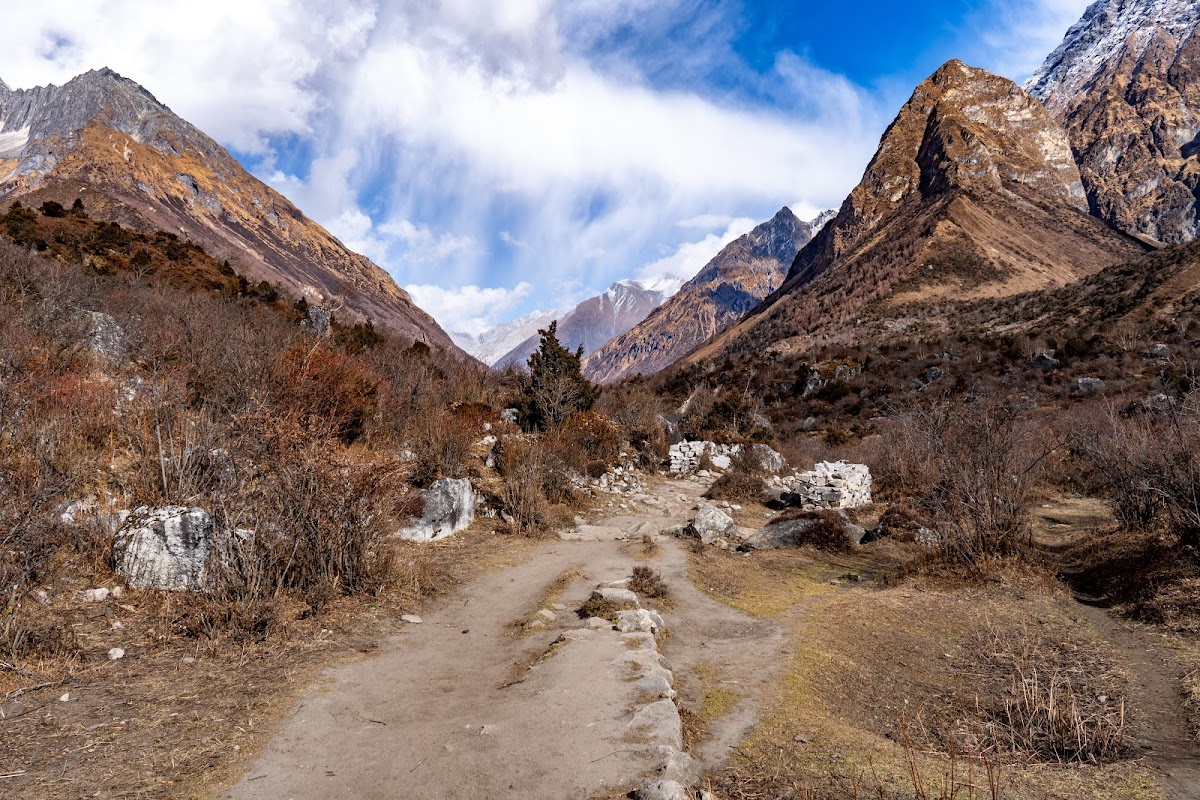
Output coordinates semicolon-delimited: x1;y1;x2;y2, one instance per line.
78;588;110;603
551;603;568;611
182;657;196;664
586;617;612;630
636;674;676;699
592;587;639;606
794;733;812;744
401;614;423;625
631;779;690;800
629;700;684;750
108;648;125;660
59;693;70;702
536;609;556;622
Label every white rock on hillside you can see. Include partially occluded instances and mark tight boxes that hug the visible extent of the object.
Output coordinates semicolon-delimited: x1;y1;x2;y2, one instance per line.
395;478;477;542
113;506;220;591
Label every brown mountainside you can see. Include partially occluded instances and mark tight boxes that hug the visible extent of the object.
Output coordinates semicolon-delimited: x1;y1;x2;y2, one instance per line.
0;68;460;351
582;207;813;383
692;60;1147;362
1026;0;1200;245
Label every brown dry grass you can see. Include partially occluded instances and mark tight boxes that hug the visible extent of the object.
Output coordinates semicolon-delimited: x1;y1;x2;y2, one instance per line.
685;542;1163;800
0;523;536;799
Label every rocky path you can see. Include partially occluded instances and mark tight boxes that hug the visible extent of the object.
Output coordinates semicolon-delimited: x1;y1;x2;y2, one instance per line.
222;478;782;800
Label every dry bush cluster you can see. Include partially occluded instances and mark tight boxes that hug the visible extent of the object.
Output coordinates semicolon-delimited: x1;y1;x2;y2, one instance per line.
879;400;1052;571
0;233;523;651
706;448;767;502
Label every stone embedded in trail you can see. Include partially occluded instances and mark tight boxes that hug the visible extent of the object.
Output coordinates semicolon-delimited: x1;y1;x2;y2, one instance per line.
113;506;221;591
636;674;676;699
586;616;612;630
616;608;666;634
629;699;684;750
401;614;423;625
631;780;691;800
592;587;639;606
395;478;477;542
685;505;738;545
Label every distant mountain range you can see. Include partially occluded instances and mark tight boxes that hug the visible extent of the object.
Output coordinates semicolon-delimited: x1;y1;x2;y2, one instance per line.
493;276;682;370
0;68;462;352
583;207;821;383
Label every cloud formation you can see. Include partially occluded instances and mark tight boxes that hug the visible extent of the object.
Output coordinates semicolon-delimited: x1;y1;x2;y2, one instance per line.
405;281;534;337
0;0;1089;334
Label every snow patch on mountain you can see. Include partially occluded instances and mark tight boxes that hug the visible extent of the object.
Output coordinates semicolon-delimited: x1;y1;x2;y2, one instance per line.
453;309;559;365
1025;0;1200;110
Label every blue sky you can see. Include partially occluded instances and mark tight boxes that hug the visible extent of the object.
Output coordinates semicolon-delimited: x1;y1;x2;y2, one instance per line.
0;0;1091;335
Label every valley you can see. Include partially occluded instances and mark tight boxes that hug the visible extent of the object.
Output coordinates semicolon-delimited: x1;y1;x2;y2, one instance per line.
2;1;1200;799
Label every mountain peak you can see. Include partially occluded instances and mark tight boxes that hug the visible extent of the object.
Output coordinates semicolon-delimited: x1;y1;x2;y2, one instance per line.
1025;0;1200;243
1026;0;1200;114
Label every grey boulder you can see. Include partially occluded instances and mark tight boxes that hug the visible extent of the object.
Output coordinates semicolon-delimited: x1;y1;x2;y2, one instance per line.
395;478;477;542
686;505;737;545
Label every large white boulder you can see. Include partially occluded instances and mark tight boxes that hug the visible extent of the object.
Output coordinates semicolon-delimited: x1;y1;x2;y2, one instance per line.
396;478;477;542
686;504;738;545
113;506;219;591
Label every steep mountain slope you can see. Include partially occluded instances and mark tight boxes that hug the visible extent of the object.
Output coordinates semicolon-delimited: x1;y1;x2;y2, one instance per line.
495;277;680;370
0;68;459;351
1026;0;1200;244
693;60;1147;362
582;207;815;383
451;310;559;366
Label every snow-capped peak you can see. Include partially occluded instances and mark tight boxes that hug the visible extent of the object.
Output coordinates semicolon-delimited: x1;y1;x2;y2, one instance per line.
1025;0;1200;111
807;209;838;234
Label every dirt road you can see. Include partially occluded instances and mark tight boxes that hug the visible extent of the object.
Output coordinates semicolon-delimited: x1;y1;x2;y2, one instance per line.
222;478;783;800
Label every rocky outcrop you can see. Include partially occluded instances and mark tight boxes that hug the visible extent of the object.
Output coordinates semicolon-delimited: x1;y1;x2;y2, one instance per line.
740;511;867;551
495;277;679;370
1027;0;1200;243
0;68;461;351
113;506;222;591
584;208;815;383
691;61;1146;363
395;478;477;542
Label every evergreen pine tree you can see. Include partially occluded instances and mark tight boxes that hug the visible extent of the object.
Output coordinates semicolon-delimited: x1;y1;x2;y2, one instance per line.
523;321;599;429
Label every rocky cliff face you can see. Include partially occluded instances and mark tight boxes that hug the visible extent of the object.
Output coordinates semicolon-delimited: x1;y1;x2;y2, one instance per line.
1026;0;1200;244
0;69;460;351
494;277;680;371
582;207;814;383
692;61;1145;363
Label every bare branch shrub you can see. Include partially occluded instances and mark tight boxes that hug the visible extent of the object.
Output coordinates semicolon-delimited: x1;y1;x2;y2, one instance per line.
881;400;1052;569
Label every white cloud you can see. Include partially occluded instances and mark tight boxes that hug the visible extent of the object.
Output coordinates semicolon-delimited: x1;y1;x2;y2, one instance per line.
636;217;756;282
968;0;1093;82
405;282;534;337
499;231;527;248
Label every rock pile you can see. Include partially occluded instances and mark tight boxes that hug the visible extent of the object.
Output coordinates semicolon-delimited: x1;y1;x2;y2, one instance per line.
768;461;872;509
668;441;785;475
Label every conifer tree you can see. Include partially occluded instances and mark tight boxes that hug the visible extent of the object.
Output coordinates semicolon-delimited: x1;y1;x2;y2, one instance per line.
523;321;599;429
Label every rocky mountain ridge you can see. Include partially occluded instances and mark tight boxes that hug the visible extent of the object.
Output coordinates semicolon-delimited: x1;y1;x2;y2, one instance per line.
0;68;461;352
690;60;1146;364
452;309;560;366
1025;0;1200;244
582;206;817;383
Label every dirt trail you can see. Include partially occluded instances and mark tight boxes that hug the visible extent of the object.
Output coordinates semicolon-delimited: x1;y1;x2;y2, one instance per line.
222;478;783;800
1034;499;1200;800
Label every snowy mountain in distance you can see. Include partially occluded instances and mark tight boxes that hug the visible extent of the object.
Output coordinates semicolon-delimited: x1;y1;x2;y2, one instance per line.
452;309;560;366
1025;0;1200;243
494;277;678;370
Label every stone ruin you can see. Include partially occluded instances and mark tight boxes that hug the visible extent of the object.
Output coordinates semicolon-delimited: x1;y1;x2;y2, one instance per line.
767;461;872;509
667;441;785;475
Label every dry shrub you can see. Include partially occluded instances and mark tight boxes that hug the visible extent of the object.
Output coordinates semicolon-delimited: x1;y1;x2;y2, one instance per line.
408;408;475;487
271;341;381;444
707;448;766;502
576;595;634;620
1073;396;1200;548
872;504;927;542
497;437;556;536
968;623;1127;764
880;400;1052;571
550;410;622;473
629;565;669;601
596;385;669;465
